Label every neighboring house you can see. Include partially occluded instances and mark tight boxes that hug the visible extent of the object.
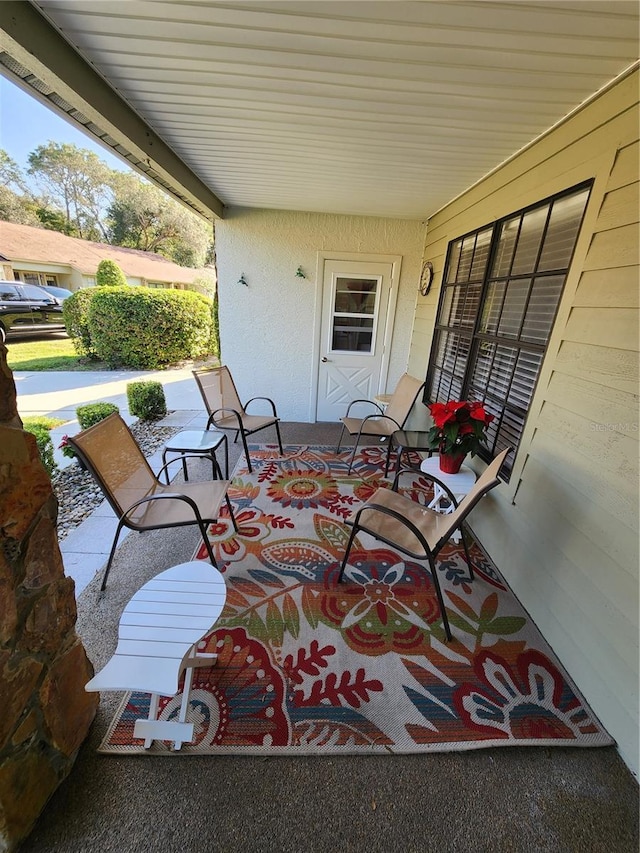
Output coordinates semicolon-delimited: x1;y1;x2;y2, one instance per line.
0;221;214;293
0;4;637;779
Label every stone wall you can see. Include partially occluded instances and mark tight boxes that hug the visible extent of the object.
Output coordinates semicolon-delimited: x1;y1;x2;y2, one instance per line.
0;344;98;852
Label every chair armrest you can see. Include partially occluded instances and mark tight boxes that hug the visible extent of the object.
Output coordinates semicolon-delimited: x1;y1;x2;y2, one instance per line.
120;491;208;525
344;399;383;417
158;454;223;484
391;466;460;508
244;396;278;417
351;500;428;552
355;414;401;437
207;407;243;431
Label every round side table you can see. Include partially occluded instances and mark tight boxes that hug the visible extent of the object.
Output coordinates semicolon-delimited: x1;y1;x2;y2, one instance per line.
419;456;477;541
373;393;393;411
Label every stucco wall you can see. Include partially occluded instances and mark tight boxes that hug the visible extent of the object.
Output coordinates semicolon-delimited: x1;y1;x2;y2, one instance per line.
215;208;425;421
408;70;639;775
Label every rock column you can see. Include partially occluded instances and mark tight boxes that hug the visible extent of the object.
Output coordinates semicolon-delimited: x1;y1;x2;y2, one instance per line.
0;343;98;852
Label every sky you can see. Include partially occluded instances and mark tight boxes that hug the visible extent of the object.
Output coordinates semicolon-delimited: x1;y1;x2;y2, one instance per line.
0;74;134;176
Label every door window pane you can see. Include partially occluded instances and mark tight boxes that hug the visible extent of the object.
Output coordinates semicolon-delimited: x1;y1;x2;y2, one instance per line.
331;276;378;353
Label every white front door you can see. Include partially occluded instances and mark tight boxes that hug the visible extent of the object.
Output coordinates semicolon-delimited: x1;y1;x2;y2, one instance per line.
316;259;396;422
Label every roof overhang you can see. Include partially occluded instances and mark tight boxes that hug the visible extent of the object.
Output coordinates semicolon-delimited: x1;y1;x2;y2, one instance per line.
0;1;638;221
0;1;224;222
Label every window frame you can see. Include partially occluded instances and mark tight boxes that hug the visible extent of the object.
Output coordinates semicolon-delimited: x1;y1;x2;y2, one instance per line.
425;180;593;478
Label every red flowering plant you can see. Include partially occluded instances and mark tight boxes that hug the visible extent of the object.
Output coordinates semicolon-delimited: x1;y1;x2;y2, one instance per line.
58;434;77;460
426;400;494;458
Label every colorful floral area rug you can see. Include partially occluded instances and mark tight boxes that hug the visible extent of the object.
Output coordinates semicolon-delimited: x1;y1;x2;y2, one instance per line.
99;444;613;755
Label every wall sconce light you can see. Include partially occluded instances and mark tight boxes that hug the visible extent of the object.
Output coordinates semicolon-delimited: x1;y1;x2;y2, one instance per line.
238;273;248;286
295;266;307;279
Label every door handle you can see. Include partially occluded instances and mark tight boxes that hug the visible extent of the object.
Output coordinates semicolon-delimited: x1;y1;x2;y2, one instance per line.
321;357;330;363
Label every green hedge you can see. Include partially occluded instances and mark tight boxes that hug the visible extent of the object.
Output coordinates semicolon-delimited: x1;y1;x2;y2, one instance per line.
127;380;167;420
62;287;99;358
88;287;214;369
96;259;128;287
76;402;120;429
24;424;56;477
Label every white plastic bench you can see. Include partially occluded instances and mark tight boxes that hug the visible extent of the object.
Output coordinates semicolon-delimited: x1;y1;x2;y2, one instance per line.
85;561;227;749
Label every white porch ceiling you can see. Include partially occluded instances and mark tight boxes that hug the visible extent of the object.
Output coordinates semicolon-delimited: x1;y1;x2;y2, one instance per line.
9;2;640;219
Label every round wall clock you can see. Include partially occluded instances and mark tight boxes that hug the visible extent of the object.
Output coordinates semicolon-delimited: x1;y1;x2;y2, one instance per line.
419;261;434;296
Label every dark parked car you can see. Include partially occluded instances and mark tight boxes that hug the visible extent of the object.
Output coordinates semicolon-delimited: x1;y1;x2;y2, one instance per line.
0;281;67;342
37;284;74;302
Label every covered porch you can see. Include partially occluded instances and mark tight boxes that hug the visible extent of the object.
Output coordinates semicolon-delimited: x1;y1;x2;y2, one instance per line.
19;418;640;853
0;2;637;849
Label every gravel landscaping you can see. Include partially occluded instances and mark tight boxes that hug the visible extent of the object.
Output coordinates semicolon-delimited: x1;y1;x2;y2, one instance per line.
51;421;180;540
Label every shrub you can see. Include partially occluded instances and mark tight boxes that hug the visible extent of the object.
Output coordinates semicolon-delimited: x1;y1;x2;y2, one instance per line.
211;291;220;359
76;402;120;430
96;259;128;287
88;287;215;369
24;423;56;477
63;287;99;357
127;380;167;421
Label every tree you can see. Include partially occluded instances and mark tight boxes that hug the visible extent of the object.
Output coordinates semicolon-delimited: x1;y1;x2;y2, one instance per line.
108;173;212;267
96;259;128;287
35;206;71;232
0;150;27;192
27;142;115;240
0;186;40;226
0;149;40;225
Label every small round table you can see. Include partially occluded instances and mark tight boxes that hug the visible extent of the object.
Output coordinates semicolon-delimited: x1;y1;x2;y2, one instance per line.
373;393;393;411
419;456;476;509
162;430;229;482
419;456;476;541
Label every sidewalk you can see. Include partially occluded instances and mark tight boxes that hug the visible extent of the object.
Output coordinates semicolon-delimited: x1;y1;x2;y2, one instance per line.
14;367;203;468
15;369;207;595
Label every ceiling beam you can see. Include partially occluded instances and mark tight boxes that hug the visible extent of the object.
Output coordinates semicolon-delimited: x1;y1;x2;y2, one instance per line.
0;1;224;221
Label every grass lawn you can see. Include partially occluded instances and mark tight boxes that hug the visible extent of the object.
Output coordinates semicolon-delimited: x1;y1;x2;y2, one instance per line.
5;336;106;371
5;334;220;372
23;416;67;430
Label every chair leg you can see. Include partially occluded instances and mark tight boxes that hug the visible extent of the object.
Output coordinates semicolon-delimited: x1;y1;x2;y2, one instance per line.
346;437;360;474
337;525;359;583
225;495;239;532
336;424;347;453
459;524;475;581
427;554;452;642
384;437;394;477
221;434;229;479
198;518;219;568
240;429;253;473
101;519;127;591
274;420;284;455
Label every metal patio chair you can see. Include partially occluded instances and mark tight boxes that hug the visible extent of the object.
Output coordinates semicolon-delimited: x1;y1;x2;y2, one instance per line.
68;413;238;590
337;447;512;641
336;373;425;474
192;365;283;473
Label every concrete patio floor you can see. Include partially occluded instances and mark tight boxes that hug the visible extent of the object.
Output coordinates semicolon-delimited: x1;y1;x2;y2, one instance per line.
19;419;639;853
